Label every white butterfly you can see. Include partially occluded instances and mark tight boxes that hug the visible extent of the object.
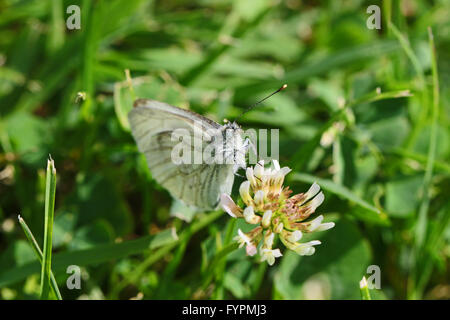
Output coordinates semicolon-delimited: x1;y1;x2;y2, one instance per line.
128;99;249;211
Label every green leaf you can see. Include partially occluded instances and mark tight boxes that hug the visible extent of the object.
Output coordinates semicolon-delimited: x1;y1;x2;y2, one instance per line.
412;124;449;161
66;174;133;236
3;112;50;166
224;272;251;299
0;240;35;270
68;220;115;250
274;218;372;299
52;212;76;249
332;135;356;188
308;78;345;112
367;117;410;150
385;175;423;218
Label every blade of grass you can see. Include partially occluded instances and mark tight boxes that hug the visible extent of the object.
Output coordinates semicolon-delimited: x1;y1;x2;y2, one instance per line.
250;262;268;297
47;0;65;54
360;276;372;300
388;22;425;86
382;0;392;37
0;227;178;287
415;27;440;249
155;227;192;298
409;27;440;299
80;0;96;120
200;241;239;293
18;215;62;300
388;22;430;151
416;203;450;295
212;218;236;299
40;156;57;300
386;148;450;174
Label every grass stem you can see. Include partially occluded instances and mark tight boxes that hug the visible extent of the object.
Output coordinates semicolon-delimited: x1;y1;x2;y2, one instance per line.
39;156;57;300
18;215;62;300
360;276;371;300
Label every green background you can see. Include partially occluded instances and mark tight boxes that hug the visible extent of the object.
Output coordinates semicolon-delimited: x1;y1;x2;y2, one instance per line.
0;0;448;300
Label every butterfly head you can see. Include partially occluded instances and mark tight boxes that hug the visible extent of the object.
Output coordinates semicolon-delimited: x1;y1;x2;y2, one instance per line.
227;121;240;131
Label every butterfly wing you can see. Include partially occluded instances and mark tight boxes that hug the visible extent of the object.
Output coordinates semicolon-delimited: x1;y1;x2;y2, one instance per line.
128;99;236;210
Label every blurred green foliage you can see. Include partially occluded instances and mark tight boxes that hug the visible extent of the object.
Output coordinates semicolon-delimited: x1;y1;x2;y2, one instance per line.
0;0;449;300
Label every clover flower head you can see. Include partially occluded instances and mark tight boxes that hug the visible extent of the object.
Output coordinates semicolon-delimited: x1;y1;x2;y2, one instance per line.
220;160;335;266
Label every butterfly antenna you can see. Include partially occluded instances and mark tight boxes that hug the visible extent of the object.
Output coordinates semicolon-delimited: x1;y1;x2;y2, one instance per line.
236;84;287;121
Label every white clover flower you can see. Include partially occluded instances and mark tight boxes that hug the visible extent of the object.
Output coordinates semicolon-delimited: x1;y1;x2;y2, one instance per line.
239;181;252;206
263;230;275;248
235;229;251;248
246;244;258;256
234;229;258;256
261;248;282;266
261;210;272;228
219;160;335;266
260;231;283;265
220;194;243;218
293;240;321;256
316;222;335;231
254;160;264;179
281;229;303;243
274;222;284;234
253;189;265;209
243;206;261;224
246;167;257;186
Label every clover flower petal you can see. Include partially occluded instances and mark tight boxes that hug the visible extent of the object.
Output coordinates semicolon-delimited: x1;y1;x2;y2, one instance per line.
246;167;257;187
220;194;243;218
235;229;251;248
261;248;282;266
243;206;261;224
254;190;265;209
282;229;303;242
246;244;258;256
274;222;284;234
261;210;273;228
308;191;325;212
254;160;264;179
305;215;324;232
316;222;335;231
239;181;252;206
305;182;321;201
234;229;258;256
293;240;321;256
